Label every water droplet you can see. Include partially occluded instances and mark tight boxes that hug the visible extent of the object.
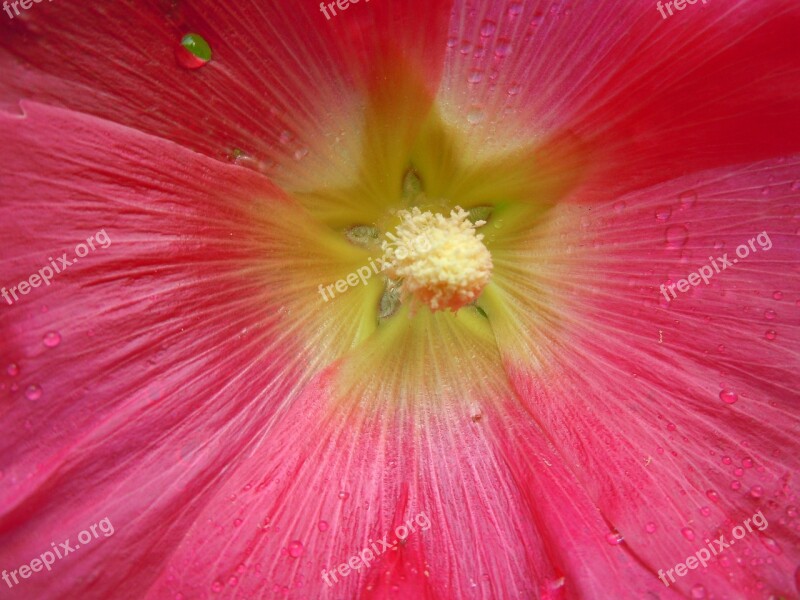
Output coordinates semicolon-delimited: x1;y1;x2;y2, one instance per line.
338;491;349;500
719;390;738;405
750;485;763;498
665;225;688;249
233;518;243;527
288;540;304;558
691;584;707;599
25;384;42;401
731;480;741;490
507;1;523;17
228;576;238;587
479;19;496;36
764;309;776;320
700;506;711;517
681;527;695;541
734;467;744;477
176;33;212;69
43;331;61;348
467;107;484;124
494;39;511;57
706;489;720;503
211;580;223;593
786;505;797;518
772;291;783;300
507;83;521;96
645;522;657;533
318;520;329;532
6;363;19;377
666;422;676;431
655;206;672;221
679;191;698;209
459;40;472;55
765;330;777;341
605;531;624;545
760;535;782;555
468;69;483;84
791;180;800;191
293;147;309;160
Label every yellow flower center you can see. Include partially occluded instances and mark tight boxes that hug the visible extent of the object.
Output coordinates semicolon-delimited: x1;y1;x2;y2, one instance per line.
381;207;493;313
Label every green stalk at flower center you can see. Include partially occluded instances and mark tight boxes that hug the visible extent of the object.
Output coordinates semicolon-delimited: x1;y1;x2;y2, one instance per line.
381;207;493;313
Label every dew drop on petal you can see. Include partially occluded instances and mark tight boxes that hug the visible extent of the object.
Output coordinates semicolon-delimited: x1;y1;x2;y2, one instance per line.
764;309;776;320
681;527;695;541
760;535;782;555
176;33;212;69
467;107;485;124
700;506;711;517
468;69;483;84
211;580;223;593
338;491;349;500
645;522;657;533
665;225;688;249
25;384;42;401
479;19;496;36
288;540;304;558
318;520;329;532
507;1;523;17
605;531;624;545
706;489;720;503
691;584;707;599
494;39;511;57
731;480;741;491
750;485;763;498
773;291;783;300
655;206;672;221
6;363;19;377
43;331;61;348
719;390;738;405
507;83;521;96
765;330;777;341
679;191;698;209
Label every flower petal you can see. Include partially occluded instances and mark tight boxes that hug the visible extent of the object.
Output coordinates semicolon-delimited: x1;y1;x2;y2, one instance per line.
485;157;800;597
0;101;388;596
0;0;453;190
437;0;800;192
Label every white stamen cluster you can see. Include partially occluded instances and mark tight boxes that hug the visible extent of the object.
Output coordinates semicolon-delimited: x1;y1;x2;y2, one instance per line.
381;207;493;312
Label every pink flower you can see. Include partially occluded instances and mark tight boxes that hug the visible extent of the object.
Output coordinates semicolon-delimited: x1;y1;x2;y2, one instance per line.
1;1;799;598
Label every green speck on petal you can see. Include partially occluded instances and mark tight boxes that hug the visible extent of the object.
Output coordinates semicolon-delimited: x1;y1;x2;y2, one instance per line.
181;33;212;62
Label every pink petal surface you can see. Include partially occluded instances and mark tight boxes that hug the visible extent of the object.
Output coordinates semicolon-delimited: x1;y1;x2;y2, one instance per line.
485;156;800;598
0;0;452;191
0;0;798;598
